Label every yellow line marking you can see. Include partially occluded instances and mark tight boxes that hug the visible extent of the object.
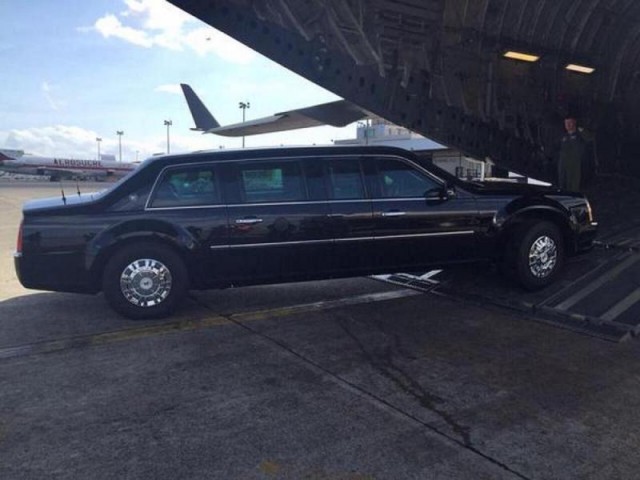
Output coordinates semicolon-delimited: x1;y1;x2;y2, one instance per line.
0;289;419;360
231;289;419;322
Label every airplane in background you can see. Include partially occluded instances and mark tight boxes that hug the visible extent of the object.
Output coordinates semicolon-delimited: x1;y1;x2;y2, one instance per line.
0;149;137;181
180;83;371;137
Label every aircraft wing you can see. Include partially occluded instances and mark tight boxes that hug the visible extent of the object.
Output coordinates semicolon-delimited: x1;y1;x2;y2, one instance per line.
181;83;370;137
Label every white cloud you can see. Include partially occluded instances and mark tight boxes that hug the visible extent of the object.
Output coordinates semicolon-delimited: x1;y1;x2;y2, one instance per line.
0;125;218;161
155;84;182;94
129;0;188;32
87;0;256;63
2;126;100;158
94;14;153;48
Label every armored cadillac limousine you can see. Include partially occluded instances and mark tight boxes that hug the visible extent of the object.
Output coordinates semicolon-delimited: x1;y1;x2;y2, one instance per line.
15;146;598;319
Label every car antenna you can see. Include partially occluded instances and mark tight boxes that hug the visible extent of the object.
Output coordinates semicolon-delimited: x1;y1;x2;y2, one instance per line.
75;180;81;197
59;180;67;205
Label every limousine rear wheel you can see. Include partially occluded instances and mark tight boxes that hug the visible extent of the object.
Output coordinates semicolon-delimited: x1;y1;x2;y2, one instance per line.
103;243;189;319
506;220;565;291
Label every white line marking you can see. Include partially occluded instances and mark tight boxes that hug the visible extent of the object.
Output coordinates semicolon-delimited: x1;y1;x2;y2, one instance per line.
601;287;640;322
420;270;443;280
556;255;640;311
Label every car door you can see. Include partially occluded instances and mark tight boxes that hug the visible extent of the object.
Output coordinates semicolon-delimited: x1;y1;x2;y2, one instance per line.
368;155;480;271
146;162;229;287
222;157;333;283
324;156;377;274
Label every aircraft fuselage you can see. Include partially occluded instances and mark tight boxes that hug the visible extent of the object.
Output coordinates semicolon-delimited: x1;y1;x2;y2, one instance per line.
0;156;136;179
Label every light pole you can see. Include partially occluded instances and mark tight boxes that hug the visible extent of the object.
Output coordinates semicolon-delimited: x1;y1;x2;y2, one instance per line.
238;101;250;148
116;130;124;162
164;119;172;154
96;137;102;160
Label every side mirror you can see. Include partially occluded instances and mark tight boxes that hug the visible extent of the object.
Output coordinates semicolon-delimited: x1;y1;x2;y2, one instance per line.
425;187;443;199
425;184;453;200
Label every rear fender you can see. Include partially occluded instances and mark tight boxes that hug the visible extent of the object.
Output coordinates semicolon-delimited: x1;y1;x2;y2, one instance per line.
85;219;199;288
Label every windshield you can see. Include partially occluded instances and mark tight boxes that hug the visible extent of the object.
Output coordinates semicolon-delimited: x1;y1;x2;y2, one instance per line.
411;156;464;185
411;155;489;188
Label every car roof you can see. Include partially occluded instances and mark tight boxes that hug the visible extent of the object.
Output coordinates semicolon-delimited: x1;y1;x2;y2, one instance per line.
146;145;417;168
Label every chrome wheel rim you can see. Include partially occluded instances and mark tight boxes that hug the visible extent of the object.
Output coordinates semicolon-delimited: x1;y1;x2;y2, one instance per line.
120;258;172;307
528;235;557;278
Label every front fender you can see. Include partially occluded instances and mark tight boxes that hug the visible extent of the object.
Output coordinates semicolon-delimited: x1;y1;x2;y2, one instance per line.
495;196;572;231
495;200;577;255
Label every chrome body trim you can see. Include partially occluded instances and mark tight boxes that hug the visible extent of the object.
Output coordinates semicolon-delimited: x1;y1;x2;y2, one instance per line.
227;239;333;249
210;230;475;249
235;218;263;225
334;237;375;243
372;231;475;240
145;204;226;211
381;211;407;217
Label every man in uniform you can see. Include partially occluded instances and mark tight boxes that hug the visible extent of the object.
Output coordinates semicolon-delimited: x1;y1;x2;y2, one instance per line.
558;116;591;191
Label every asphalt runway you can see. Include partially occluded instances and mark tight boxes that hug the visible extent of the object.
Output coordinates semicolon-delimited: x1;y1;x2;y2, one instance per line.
3;181;640;479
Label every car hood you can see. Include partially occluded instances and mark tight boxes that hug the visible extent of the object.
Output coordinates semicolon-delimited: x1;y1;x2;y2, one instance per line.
23;191;104;213
467;180;560;196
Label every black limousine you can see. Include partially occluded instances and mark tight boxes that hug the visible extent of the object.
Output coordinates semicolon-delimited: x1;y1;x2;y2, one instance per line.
15;146;597;319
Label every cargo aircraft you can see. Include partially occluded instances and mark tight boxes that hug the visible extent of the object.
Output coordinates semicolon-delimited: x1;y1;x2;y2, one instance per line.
0;149;137;181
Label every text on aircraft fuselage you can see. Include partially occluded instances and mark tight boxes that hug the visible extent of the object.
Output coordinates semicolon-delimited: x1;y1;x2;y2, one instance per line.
53;159;103;168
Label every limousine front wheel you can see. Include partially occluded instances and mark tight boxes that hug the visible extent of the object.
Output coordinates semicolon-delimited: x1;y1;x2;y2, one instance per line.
102;243;189;319
506;221;565;291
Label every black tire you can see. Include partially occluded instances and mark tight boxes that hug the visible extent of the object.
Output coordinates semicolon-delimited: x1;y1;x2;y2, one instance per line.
503;221;565;291
102;243;189;319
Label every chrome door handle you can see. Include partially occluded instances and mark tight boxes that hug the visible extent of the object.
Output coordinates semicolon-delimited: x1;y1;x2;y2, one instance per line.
382;211;406;217
235;218;263;225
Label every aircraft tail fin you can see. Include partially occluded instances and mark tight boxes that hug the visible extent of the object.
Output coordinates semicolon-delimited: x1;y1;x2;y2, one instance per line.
180;84;220;132
0;149;23;161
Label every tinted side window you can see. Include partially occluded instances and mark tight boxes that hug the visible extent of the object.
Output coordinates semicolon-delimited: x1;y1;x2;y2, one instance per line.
327;158;366;200
303;160;327;201
375;158;439;198
149;165;219;208
237;161;304;203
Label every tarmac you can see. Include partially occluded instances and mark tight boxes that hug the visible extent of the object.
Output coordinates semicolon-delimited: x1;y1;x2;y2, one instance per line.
1;179;640;479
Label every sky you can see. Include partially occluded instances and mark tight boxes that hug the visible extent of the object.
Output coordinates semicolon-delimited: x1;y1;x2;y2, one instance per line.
0;0;359;162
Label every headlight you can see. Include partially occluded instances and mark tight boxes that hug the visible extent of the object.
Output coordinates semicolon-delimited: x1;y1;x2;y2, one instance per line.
570;202;594;224
585;199;594;223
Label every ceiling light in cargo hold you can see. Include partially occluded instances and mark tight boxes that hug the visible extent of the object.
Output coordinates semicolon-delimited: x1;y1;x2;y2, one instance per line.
566;64;595;74
503;51;540;63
